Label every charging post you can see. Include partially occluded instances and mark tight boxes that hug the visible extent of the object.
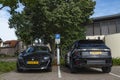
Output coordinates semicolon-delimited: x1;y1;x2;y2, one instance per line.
55;34;62;78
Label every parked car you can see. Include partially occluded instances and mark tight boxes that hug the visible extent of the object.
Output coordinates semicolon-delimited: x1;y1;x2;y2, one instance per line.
65;40;112;73
17;45;52;72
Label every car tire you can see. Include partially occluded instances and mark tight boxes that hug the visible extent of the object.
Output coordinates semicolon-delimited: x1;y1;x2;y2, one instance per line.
47;66;52;72
70;59;77;73
102;67;111;73
17;63;23;72
64;55;68;67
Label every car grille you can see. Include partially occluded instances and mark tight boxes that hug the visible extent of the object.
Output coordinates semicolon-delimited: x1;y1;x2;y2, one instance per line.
24;56;42;61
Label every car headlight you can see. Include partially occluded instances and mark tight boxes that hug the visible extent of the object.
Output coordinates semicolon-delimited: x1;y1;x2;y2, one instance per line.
18;56;23;60
44;56;50;60
18;54;23;60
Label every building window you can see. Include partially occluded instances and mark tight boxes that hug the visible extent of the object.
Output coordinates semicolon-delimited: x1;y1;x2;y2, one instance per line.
116;19;120;33
108;20;116;34
3;43;10;47
93;22;100;35
86;24;93;36
100;21;109;35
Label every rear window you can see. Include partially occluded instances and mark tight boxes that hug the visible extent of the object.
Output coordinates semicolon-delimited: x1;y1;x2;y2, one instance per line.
79;40;104;44
78;40;105;47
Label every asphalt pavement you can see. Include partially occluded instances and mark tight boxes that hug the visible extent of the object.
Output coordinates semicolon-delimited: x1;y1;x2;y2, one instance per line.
0;66;120;80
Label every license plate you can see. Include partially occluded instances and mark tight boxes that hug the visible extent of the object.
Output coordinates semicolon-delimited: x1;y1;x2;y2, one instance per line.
27;61;39;64
90;51;102;55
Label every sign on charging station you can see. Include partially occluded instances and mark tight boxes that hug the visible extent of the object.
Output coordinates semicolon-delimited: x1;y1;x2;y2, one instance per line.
55;34;60;65
55;34;60;44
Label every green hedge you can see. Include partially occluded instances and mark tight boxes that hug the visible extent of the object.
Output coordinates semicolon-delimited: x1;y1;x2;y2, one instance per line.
0;61;16;72
112;58;120;66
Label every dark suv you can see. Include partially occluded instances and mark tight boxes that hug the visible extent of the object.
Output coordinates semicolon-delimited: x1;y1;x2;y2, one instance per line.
65;40;112;73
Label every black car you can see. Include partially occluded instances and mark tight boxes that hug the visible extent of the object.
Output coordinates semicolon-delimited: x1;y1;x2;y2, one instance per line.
17;45;52;72
65;40;112;73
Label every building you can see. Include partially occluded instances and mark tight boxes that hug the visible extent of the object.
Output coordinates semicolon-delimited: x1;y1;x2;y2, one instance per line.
0;40;20;55
86;13;120;58
0;38;3;47
86;13;120;38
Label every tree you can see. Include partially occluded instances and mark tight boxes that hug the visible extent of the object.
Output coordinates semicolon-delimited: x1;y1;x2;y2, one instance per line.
9;12;33;45
0;0;96;53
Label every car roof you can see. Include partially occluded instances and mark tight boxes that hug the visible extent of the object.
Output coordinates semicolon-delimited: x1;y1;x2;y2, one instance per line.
32;45;48;48
78;40;104;44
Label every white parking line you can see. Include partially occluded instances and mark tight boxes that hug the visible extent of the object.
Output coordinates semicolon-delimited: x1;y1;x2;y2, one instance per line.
58;66;62;78
93;68;120;78
109;73;120;78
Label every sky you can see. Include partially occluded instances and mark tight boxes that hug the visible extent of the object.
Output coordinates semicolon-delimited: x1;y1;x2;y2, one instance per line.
0;0;120;41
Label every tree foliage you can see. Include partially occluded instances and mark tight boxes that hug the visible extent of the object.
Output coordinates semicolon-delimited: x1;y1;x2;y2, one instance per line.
0;0;95;50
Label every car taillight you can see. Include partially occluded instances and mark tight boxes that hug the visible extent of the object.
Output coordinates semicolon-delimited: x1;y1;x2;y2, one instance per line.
103;49;110;51
74;51;81;57
75;60;80;65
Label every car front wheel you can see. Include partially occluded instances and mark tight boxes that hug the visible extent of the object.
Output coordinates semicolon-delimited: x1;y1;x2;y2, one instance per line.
17;63;23;72
102;67;111;73
64;55;68;67
47;66;52;72
70;59;77;73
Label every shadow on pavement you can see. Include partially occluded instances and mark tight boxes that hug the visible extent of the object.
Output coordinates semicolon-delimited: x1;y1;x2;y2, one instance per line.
15;69;51;74
61;66;104;74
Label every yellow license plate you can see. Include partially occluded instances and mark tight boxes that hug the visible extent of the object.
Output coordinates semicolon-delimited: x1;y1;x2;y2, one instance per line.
27;61;39;64
90;51;102;55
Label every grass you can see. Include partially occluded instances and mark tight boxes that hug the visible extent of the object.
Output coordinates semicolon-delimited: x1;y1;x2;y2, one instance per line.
0;54;17;58
0;61;16;73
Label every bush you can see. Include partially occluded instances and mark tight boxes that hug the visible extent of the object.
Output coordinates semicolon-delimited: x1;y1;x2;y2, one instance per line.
52;58;65;66
0;61;16;72
112;58;120;66
60;58;65;66
0;54;17;58
0;54;7;58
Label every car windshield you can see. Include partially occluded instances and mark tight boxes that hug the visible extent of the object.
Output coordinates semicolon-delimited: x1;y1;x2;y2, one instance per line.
26;46;49;53
78;40;105;47
34;46;49;52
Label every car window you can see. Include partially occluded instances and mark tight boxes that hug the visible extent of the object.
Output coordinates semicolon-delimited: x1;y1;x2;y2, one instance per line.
78;40;105;47
26;47;34;53
25;46;50;54
79;44;104;47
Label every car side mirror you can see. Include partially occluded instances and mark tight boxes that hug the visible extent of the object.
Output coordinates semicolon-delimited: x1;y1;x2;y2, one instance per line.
21;50;26;54
49;51;52;54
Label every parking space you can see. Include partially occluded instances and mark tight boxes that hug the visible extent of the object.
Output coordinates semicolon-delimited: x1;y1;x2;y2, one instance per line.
0;66;120;80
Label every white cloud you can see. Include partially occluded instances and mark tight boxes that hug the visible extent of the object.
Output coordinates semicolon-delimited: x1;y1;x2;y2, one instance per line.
0;10;17;41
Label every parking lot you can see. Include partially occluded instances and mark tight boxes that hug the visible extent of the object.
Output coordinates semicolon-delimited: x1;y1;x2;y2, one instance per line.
0;66;120;80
